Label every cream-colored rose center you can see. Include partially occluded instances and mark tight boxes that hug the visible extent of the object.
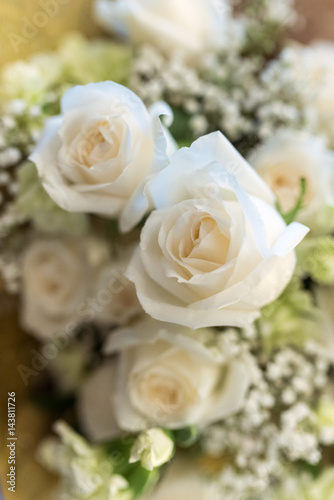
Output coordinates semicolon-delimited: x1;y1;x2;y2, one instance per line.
191;216;230;264
74;120;121;168
179;214;230;275
146;375;181;408
35;252;68;298
26;245;85;313
131;365;198;421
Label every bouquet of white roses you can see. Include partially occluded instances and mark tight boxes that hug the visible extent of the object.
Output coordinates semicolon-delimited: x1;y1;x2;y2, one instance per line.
1;0;334;499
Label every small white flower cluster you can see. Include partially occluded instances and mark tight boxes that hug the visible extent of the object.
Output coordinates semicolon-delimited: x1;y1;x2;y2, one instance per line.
0;99;44;161
0;98;44;226
0;112;22;213
131;43;307;150
202;343;332;499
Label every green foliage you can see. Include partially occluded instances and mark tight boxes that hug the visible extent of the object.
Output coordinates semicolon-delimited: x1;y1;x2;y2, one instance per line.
277;178;307;225
243;21;283;58
241;0;289;58
40;423;162;500
174;426;199;448
169;107;193;147
105;436;161;499
14;161;89;236
59;33;133;86
258;278;321;352
297;236;334;285
0;32;133;112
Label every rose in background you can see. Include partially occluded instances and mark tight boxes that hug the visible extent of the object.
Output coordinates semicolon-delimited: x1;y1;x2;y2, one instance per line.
249;129;334;235
21;236;141;341
87;242;142;326
78;317;250;441
30;81;175;233
127;131;309;330
94;0;231;59
21;237;92;341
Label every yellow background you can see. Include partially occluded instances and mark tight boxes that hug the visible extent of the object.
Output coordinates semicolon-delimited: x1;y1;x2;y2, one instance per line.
0;0;102;67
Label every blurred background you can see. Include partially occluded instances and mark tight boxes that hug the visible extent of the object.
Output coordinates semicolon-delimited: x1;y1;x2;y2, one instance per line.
0;0;101;67
0;0;334;67
0;0;333;498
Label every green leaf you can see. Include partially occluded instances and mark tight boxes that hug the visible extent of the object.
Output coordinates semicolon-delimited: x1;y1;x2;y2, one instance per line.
174;426;199;448
169;107;193;145
297;236;334;285
14;161;89;235
277;177;307;225
128;466;160;499
104;436;136;475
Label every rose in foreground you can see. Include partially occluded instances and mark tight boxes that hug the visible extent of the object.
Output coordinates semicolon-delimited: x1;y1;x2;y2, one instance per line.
78;317;250;441
127;132;309;330
30;82;173;232
94;0;230;59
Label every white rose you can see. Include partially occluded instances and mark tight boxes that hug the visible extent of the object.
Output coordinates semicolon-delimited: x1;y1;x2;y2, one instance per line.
21;238;90;340
94;0;230;59
92;245;142;326
249;129;334;235
78;317;250;441
126;132;309;330
30;82;174;232
143;457;221;500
